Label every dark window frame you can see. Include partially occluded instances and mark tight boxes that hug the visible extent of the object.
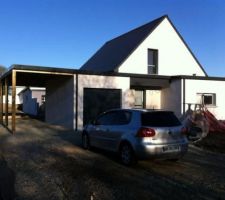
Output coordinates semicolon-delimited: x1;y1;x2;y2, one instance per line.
147;49;158;75
134;90;146;109
197;93;216;106
41;95;46;104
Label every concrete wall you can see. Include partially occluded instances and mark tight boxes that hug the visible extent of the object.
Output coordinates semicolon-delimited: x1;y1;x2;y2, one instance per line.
43;72;225;130
46;76;75;129
185;79;225;120
118;18;205;76
161;79;182;118
77;74;134;129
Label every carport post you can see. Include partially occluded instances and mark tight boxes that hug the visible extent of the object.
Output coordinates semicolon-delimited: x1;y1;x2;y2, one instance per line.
12;70;16;134
4;78;8;126
0;81;3;124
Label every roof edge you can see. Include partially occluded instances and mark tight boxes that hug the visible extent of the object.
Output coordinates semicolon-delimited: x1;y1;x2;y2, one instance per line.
80;15;167;71
11;64;77;73
172;75;225;81
166;17;208;77
0;64;77;81
106;15;168;44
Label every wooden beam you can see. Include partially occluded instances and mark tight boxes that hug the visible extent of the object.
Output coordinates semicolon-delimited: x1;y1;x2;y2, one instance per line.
15;69;73;76
12;70;16;134
4;78;8;126
0;81;3;124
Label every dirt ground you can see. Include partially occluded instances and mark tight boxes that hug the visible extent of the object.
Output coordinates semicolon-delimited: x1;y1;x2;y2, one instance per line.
0;117;225;200
194;132;225;154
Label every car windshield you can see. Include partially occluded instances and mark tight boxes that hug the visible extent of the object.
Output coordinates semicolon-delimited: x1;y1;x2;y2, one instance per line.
141;111;181;127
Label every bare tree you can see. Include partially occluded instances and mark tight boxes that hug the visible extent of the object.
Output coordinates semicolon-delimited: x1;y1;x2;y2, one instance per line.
0;65;7;76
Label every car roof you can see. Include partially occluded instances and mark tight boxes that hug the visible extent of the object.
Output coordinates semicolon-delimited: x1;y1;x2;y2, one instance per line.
104;108;172;113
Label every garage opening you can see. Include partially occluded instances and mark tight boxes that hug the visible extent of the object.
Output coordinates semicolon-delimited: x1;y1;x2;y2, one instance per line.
83;88;121;126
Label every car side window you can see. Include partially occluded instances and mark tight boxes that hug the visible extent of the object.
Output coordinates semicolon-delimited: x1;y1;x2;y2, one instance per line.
113;111;131;125
96;112;115;125
96;111;131;126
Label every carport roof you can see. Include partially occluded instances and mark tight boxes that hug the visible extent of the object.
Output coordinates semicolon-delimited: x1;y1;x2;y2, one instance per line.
0;64;76;87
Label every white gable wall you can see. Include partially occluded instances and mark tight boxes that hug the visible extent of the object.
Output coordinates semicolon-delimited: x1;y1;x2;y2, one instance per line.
118;18;205;76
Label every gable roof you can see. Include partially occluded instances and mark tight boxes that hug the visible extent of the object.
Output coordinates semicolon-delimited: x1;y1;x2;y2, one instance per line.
80;15;166;72
80;15;207;76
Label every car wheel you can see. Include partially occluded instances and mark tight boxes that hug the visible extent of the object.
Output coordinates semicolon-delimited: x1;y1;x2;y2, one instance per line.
120;143;136;166
82;132;90;150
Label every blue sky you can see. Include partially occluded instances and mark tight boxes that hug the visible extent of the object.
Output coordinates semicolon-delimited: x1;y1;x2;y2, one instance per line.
0;0;224;76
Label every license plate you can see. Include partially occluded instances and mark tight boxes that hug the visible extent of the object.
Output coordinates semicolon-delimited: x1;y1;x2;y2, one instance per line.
163;145;180;152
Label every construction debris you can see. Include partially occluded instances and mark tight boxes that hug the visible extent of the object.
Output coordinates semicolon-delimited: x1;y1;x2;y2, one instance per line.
181;104;225;141
182;108;209;141
203;110;225;133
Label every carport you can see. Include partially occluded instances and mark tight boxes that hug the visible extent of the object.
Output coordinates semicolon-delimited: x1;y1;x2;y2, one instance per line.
0;65;75;134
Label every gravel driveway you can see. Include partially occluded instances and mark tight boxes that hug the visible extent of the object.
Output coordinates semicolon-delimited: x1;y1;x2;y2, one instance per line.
0;117;225;200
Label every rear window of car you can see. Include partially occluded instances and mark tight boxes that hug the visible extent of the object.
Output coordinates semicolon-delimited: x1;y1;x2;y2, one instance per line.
141;111;181;127
96;110;132;125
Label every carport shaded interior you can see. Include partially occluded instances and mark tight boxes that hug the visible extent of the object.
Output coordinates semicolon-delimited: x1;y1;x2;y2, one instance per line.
4;64;75;87
9;72;73;87
0;65;75;134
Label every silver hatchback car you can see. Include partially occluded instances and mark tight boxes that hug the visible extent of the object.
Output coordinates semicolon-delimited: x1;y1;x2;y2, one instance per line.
82;109;188;165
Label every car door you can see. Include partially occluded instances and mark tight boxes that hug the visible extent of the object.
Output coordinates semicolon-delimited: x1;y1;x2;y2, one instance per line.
89;112;114;149
102;111;132;151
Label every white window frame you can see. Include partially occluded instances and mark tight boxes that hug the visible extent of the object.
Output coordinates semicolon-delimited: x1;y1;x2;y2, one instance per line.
197;93;216;107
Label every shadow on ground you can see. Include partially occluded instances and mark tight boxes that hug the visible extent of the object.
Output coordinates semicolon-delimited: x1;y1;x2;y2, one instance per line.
0;118;225;200
0;155;16;200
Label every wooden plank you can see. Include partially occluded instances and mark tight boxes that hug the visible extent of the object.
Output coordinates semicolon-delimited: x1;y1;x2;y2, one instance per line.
5;78;8;126
15;69;73;76
0;81;3;124
12;70;16;134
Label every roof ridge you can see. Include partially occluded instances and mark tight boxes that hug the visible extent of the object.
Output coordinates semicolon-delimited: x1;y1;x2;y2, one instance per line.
105;15;167;44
